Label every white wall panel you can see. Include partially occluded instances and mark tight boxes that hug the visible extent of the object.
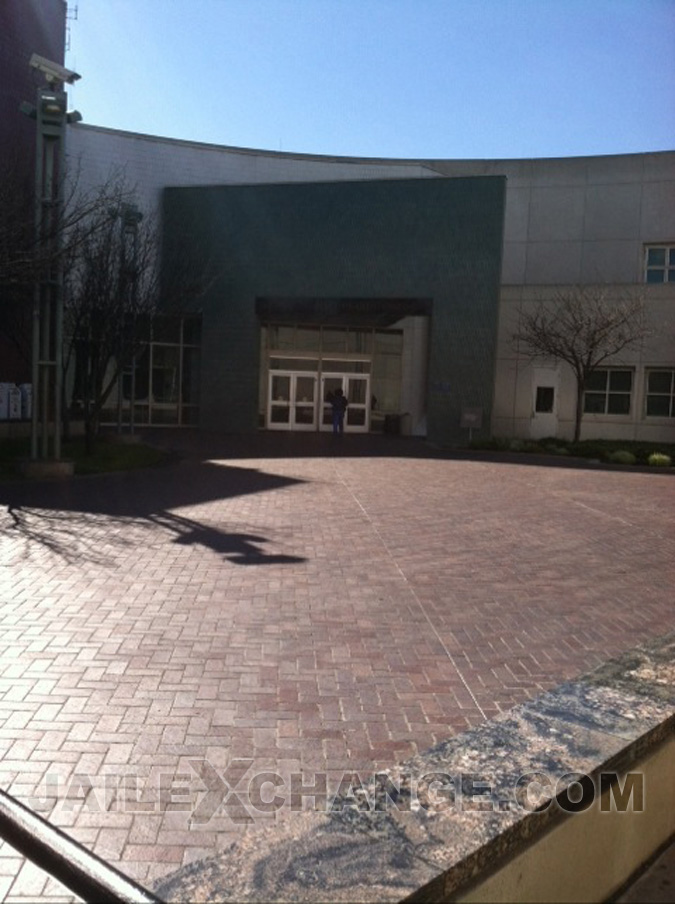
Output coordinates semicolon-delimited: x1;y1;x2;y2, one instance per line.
583;184;642;240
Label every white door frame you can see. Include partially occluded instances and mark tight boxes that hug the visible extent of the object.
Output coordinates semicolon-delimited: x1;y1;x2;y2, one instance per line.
319;372;370;433
530;365;559;439
267;371;319;431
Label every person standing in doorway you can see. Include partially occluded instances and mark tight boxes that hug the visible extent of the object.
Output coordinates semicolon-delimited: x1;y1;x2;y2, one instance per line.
328;387;348;435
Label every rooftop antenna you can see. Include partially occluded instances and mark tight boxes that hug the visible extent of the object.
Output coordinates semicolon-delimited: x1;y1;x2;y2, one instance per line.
65;3;79;52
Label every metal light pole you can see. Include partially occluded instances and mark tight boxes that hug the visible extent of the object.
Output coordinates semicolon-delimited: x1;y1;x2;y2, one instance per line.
21;55;81;467
115;203;143;435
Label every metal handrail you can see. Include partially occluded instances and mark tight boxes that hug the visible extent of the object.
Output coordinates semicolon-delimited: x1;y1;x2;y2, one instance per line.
0;788;164;904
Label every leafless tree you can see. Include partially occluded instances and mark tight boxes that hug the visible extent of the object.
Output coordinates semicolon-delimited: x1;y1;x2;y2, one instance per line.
2;162;216;448
63;180;160;450
0;158;136;372
514;286;647;442
62;174;217;450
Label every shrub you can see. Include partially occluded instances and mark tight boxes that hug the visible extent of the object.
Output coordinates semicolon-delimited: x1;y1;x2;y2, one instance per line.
568;441;609;461
648;453;672;468
608;450;636;465
544;444;569;456
469;437;510;451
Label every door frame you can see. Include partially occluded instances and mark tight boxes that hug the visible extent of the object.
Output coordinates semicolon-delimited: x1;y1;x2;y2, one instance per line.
530;365;559;439
267;371;319;431
319;372;370;433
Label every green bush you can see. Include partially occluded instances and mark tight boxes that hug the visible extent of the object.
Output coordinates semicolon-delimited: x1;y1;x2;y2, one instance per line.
543;444;569;456
608;450;637;465
568;440;610;461
465;437;675;469
648;453;672;468
469;437;510;451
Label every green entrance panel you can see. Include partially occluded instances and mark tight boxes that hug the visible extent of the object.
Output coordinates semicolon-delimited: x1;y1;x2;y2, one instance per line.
162;175;506;445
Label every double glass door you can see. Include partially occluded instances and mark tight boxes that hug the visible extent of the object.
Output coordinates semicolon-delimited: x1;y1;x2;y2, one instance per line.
268;373;318;430
320;374;369;433
267;371;370;432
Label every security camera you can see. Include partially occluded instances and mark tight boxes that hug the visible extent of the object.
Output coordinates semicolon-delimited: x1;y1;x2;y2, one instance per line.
30;53;81;85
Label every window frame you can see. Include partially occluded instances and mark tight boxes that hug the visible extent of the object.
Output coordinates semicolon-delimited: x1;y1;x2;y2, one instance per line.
644;368;675;419
644;244;675;284
583;368;634;416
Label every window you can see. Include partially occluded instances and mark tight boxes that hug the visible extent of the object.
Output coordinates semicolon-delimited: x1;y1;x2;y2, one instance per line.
535;386;555;413
101;315;201;427
645;369;675;417
583;369;633;415
645;246;675;283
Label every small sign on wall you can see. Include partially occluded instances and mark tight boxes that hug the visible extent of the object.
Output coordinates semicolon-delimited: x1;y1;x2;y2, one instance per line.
8;386;22;420
460;407;483;429
460;407;483;442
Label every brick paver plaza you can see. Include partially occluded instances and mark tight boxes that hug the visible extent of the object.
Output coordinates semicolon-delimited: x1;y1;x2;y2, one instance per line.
0;434;673;900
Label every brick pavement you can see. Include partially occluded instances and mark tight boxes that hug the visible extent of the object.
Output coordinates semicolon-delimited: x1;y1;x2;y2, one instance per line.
0;434;673;900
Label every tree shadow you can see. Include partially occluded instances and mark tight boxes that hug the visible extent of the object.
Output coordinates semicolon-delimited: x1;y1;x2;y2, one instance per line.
151;511;305;565
0;460;307;565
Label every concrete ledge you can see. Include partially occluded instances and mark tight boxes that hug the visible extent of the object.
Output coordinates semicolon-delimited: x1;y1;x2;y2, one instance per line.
20;460;75;479
154;634;675;903
455;734;675;902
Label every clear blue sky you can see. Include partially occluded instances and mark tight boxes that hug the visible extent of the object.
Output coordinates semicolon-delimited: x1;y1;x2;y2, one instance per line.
65;0;675;159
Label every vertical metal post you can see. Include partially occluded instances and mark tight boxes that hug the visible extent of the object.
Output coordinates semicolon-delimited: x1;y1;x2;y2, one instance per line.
130;345;136;434
53;115;66;461
116;212;126;434
30;104;44;461
29;85;69;462
124;205;142;434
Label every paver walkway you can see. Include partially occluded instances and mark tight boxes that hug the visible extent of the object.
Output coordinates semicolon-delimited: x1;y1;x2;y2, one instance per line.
0;433;673;901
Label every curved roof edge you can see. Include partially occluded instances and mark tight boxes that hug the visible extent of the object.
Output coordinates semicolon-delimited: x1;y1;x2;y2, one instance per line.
70;123;674;168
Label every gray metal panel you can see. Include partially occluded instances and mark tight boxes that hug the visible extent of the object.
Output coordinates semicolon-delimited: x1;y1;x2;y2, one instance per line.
162;176;506;444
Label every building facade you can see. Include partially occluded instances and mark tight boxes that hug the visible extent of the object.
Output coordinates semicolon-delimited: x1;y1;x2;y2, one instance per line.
66;124;674;444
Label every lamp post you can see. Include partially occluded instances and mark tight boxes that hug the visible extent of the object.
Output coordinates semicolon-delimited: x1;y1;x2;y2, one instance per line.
21;55;81;470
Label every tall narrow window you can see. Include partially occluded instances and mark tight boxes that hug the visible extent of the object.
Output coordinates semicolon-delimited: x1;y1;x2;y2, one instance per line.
645;370;675;417
535;386;555;413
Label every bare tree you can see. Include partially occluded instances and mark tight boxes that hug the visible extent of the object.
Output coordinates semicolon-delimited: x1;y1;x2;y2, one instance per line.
62;174;217;451
64;182;160;451
0;158;136;372
514;286;647;442
2;161;216;449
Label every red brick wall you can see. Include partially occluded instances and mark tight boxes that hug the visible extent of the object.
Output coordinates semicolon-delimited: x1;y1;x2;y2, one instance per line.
0;0;67;171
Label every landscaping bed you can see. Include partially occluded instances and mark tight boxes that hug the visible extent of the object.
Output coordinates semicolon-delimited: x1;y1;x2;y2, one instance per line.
0;436;170;480
469;437;674;468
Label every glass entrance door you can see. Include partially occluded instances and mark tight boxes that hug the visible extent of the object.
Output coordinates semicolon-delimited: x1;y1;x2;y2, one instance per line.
320;374;370;433
268;372;318;430
345;375;369;431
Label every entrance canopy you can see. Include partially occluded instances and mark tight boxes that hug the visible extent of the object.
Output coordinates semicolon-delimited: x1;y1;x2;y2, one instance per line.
256;296;431;328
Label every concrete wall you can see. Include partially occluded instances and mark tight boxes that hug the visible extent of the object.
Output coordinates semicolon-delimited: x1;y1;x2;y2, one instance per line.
457;734;675;903
433;153;675;443
66;124;438;216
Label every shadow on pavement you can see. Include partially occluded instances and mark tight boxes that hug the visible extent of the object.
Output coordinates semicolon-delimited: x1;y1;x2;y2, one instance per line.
0;458;307;565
